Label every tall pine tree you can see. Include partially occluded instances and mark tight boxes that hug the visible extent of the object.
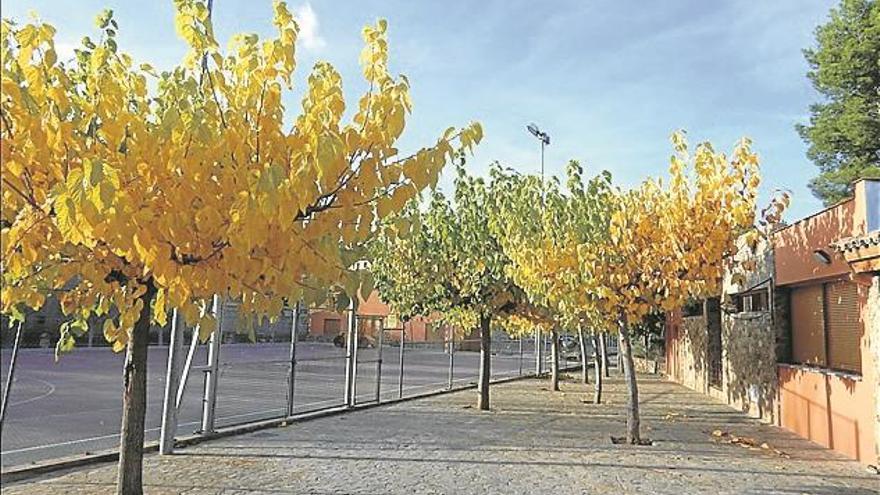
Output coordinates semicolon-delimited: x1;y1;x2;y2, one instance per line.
797;0;880;205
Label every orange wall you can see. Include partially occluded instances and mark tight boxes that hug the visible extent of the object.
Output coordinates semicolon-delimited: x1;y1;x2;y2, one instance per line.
777;282;877;464
773;200;858;286
778;367;875;463
306;291;438;342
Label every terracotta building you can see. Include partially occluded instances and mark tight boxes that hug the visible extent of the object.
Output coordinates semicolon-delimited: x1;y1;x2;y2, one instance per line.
307;290;445;343
666;179;879;466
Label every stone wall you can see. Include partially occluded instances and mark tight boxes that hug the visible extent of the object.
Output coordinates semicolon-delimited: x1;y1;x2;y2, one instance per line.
722;310;776;422
633;356;660;374
676;315;708;393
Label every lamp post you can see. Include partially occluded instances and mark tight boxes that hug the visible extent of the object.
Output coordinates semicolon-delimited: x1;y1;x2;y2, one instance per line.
526;123;550;188
526;123;550;375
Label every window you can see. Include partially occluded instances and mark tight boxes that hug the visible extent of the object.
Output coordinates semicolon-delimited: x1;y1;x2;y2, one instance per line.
682;299;703;317
750;291;768;311
733;289;768;313
789;281;861;374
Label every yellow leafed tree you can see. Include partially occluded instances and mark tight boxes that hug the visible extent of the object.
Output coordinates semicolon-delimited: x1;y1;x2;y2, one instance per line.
587;132;788;444
0;3;481;493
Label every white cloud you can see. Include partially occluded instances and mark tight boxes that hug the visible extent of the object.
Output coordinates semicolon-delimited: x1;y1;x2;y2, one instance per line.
55;41;77;62
292;3;326;51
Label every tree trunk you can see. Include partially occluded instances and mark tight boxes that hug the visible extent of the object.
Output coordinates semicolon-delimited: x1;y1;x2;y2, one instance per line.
618;319;641;444
116;280;157;495
477;314;491;411
591;334;602;404
550;328;560;391
599;332;610;378
577;327;588;384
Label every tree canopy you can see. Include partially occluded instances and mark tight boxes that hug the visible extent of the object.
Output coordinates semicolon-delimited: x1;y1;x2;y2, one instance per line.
371;165;524;327
0;3;483;352
1;3;482;492
370;165;535;409
489;131;788;443
797;0;880;205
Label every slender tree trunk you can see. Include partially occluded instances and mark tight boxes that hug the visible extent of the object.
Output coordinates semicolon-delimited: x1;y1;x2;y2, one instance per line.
618;319;641;444
599;332;610;378
477;314;491;410
116;280;157;495
591;334;602;404
550;328;560;391
577;327;588;384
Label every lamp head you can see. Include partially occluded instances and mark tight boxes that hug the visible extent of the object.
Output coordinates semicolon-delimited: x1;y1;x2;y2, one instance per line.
526;123;550;145
527;123;540;137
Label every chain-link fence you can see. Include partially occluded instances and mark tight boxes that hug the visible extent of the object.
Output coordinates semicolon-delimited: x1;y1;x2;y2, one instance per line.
0;303;561;470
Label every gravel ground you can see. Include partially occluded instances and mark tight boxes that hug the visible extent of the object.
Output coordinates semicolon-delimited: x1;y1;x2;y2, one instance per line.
3;374;878;494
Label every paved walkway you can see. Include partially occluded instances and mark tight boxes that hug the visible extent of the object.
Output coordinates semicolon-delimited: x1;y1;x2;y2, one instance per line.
3;375;878;494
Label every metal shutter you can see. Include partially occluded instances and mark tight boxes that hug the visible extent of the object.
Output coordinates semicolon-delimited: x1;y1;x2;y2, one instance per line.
825;281;861;374
791;285;826;366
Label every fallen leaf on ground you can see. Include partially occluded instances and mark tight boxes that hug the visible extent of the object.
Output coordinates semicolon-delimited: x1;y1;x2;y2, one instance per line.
709;430;790;458
665;412;690;422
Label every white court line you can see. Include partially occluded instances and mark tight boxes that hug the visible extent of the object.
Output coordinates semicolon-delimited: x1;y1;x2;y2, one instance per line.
2;379;479;456
2;370;524;457
3;399;336;456
8;377;56;407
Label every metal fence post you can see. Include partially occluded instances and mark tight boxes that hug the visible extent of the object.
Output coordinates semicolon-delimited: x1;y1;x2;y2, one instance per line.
286;301;300;417
398;328;405;399
375;318;384;403
352;312;360;406
200;295;223;434
518;337;523;376
535;330;543;375
544;331;550;373
447;331;455;390
343;299;358;407
0;320;24;436
160;310;183;454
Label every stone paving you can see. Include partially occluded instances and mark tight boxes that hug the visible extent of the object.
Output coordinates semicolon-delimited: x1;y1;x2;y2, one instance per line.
3;375;878;494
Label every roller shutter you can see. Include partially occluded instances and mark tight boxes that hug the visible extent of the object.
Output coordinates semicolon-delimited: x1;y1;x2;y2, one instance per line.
790;285;825;366
825;281;861;373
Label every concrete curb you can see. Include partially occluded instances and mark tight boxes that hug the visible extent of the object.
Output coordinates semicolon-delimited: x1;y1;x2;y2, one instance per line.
1;368;573;485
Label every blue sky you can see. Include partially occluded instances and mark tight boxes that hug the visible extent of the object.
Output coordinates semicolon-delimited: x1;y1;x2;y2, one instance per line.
6;0;836;220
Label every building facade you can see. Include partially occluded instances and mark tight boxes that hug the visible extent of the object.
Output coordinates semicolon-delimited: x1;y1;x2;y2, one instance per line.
307;290;443;343
666;179;879;466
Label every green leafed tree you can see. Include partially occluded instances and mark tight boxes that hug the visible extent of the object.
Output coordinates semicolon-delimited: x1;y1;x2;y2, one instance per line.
490;160;616;402
370;165;529;410
797;0;880;205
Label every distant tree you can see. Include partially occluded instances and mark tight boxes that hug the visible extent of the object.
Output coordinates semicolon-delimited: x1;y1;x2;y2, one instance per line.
490;161;614;400
797;0;880;205
370;165;528;411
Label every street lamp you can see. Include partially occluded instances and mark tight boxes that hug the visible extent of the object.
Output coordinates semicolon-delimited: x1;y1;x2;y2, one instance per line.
526;123;550;376
526;123;550;186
